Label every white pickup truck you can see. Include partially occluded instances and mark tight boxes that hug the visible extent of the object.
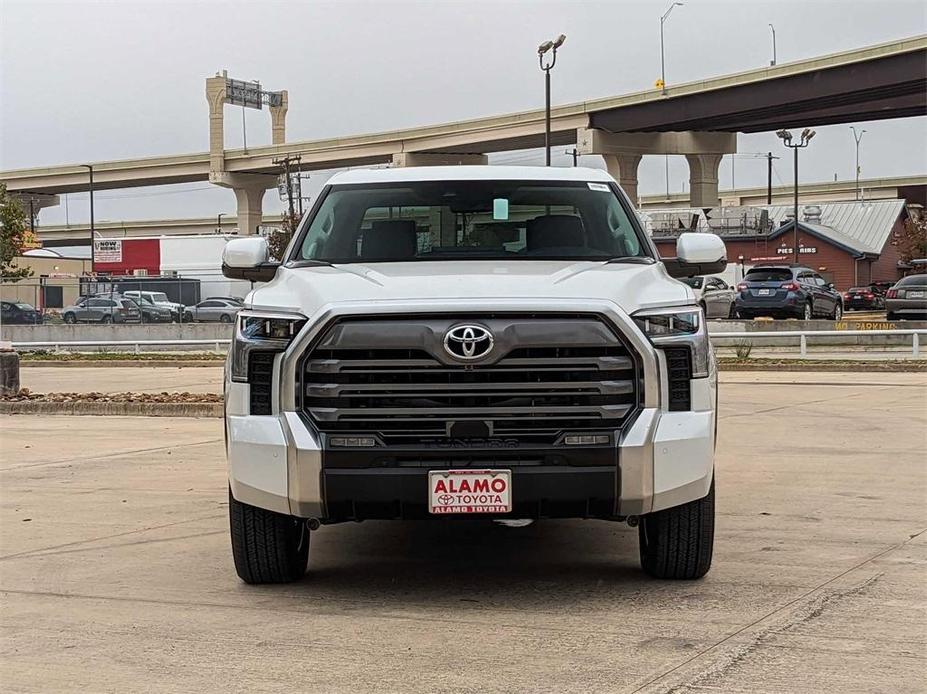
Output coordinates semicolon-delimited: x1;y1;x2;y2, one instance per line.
221;166;725;584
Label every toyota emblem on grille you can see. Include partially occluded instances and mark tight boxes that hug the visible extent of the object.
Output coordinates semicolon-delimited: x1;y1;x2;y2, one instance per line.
444;324;494;360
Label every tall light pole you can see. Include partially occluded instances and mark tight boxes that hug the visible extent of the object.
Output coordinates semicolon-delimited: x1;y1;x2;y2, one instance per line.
660;3;683;95
850;126;866;201
776;128;816;264
538;34;566;166
80;164;95;271
768;24;777;66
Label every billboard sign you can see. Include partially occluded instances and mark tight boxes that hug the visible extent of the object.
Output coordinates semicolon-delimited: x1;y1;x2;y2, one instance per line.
226;79;263;109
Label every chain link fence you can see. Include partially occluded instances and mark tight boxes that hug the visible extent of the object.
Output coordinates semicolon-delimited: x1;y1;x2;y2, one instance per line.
1;277;249;326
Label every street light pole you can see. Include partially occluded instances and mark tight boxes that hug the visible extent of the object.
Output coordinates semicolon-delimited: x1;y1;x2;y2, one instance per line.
776;129;815;264
538;34;566;167
850;126;866;201
768;24;777;66
80;164;95;271
217;213;225;233
660;3;683;95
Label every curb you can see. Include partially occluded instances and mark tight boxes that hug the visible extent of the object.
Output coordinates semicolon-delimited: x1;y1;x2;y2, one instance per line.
718;362;926;372
20;360;224;368
0;401;223;417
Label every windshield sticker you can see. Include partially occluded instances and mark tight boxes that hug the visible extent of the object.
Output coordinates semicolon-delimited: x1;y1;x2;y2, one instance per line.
587;182;610;192
493;198;509;220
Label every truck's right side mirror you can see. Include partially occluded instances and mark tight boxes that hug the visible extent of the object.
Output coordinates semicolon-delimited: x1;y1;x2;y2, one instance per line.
663;233;727;278
222;237;280;282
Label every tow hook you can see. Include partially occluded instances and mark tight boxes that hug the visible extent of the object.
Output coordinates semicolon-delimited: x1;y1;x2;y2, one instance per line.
626;516;639;527
307;518;321;531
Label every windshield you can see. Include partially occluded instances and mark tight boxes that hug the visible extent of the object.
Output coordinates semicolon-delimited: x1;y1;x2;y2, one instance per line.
897;274;926;287
295;180;647;263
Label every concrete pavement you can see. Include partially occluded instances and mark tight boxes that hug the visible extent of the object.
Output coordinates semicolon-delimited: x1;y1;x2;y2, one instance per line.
1;372;925;692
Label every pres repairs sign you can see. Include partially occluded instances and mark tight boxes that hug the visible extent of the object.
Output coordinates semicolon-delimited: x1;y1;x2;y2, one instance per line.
428;470;512;514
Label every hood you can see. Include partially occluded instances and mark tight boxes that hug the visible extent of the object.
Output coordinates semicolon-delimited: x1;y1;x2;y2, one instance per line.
247;260;693;317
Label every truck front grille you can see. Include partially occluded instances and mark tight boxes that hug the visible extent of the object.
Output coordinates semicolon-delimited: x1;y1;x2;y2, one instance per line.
298;315;640;446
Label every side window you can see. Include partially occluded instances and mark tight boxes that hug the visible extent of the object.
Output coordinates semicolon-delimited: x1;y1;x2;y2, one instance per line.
200;301;220;308
715;279;729;290
797;272;813;285
814;275;827;287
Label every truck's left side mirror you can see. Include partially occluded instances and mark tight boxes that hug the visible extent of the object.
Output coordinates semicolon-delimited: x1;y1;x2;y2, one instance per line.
663;233;727;278
222;237;280;282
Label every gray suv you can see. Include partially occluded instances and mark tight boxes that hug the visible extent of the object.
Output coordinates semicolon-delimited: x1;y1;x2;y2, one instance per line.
62;295;142;324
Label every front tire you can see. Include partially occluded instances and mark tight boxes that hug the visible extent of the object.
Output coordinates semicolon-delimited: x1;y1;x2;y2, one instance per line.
229;490;309;584
219;313;232;324
832;302;843;321
63;312;77;324
639;481;714;580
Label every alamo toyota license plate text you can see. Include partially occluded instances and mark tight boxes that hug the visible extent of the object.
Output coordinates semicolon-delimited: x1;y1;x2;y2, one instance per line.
428;469;512;514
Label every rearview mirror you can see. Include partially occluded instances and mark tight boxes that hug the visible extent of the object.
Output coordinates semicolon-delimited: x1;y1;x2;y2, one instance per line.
662;233;727;278
222;237;280;282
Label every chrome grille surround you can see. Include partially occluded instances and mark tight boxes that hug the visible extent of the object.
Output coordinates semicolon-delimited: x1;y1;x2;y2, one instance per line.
296;312;644;446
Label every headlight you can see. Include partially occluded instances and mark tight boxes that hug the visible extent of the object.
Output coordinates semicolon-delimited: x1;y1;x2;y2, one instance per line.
230;311;307;382
633;306;710;378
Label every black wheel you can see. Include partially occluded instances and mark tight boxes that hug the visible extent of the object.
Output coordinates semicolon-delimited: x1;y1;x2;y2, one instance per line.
802;302;813;321
100;314;113;324
639;480;714;580
229;490;309;584
832;302;843;321
219;313;232;324
183;312;193;322
63;312;77;324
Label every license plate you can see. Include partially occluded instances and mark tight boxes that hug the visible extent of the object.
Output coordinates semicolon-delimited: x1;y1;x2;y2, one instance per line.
909;291;925;298
854;295;864;299
429;469;512;514
757;288;772;296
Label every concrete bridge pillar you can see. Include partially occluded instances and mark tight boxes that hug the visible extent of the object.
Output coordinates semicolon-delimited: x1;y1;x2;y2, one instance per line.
601;154;642;204
233;185;267;236
686;153;725;208
205;72;228;174
270;90;288;145
392;152;488;167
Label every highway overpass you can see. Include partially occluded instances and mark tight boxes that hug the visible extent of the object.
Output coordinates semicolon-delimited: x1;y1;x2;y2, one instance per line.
34;175;925;245
3;35;925;233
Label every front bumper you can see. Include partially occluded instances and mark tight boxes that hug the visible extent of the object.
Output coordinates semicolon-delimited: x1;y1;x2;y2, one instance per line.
226;298;716;521
226;379;715;521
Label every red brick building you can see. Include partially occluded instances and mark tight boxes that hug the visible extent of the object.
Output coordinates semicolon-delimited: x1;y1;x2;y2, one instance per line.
650;200;912;290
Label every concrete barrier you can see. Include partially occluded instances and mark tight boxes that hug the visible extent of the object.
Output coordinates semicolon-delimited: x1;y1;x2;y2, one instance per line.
708;320;927;347
2;323;231;351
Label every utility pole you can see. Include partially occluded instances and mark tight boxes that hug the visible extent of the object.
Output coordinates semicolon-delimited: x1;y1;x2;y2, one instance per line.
765;152;780;205
565;148;579;167
273;154;299;232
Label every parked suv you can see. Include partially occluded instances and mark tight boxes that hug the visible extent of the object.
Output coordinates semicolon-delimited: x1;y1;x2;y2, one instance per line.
61;294;142;324
220;166;726;584
735;265;842;320
122;290;184;322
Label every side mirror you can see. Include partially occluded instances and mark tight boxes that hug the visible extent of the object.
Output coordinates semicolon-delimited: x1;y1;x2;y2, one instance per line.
663;233;727;278
222;237;279;282
827;283;835;290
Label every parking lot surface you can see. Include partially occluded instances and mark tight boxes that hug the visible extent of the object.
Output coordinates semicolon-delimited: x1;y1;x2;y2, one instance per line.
1;372;925;693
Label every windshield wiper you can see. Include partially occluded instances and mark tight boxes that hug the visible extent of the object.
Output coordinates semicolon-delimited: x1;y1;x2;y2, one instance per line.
287;259;334;268
605;256;655;265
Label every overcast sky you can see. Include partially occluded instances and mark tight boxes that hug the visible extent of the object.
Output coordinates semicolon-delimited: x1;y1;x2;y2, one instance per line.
2;0;925;226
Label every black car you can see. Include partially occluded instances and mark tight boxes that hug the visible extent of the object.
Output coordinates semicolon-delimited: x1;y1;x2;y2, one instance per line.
0;300;42;324
842;286;884;311
735;265;843;320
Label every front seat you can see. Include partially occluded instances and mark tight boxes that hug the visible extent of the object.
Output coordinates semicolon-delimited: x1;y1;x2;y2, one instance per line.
360;220;418;260
526;214;585;252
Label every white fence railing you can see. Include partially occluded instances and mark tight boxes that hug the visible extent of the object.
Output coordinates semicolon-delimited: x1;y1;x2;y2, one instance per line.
10;329;927;358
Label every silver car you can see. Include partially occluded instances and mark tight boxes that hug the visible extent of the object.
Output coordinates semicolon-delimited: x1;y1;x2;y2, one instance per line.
886;274;927;320
183;298;242;323
682;275;736;319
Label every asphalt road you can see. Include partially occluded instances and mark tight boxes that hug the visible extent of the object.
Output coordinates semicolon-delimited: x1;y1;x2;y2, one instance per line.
1;372;925;693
